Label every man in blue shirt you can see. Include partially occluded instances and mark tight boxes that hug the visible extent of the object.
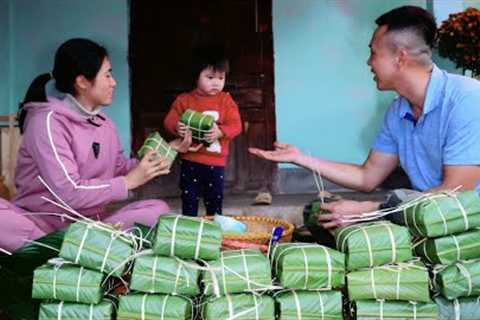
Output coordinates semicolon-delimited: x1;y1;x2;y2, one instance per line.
249;6;480;229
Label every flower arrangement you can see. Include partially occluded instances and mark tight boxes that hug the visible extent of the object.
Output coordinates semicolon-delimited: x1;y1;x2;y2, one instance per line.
437;7;480;76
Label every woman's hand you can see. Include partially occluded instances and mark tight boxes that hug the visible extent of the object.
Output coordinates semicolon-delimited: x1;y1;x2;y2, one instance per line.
317;200;380;229
169;130;202;153
176;121;188;138
204;123;223;143
248;142;302;163
125;150;170;190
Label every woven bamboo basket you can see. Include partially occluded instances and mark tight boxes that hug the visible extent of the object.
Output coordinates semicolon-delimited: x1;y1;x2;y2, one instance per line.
204;215;294;245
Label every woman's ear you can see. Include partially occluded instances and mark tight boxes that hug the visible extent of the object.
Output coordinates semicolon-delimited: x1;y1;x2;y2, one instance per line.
74;74;91;92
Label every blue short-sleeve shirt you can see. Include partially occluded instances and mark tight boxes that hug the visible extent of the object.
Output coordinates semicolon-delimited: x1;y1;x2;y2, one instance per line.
372;65;480;191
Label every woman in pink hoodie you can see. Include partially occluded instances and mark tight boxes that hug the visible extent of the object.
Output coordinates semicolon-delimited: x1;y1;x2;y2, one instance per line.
0;38;188;253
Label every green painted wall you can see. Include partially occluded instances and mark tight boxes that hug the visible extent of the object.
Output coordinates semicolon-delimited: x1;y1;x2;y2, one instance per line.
0;0;11;116
2;0;477;161
8;0;131;153
272;0;427;167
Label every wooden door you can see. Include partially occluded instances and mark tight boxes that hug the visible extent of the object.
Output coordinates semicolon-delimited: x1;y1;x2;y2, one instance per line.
129;0;276;197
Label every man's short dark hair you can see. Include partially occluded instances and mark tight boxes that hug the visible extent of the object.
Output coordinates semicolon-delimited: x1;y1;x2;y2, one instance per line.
375;6;437;48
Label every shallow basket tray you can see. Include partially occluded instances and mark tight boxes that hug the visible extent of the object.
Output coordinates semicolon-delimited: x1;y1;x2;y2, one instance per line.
204;215;294;245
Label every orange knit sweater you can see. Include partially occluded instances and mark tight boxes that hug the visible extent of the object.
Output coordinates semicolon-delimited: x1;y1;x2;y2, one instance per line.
164;90;242;166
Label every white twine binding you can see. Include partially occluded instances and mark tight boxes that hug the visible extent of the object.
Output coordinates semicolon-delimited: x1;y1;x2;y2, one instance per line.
139;135;174;161
74;223;92;264
227;294;234;319
52;265;59;300
194;220;205;260
151;256;159;293
170;215;181;256
75;266;84;302
456;262;473;296
141;294;147;320
317;291;325;320
454;298;461;320
185;110;211;141
241;249;252;291
361;226;374;267
395;269;401;300
452;235;461;262
411;301;417;320
293;290;302;320
301;247;309;289
0;247;12;255
57;301;63;320
384;223;397;264
339;187;464;226
379;299;384;320
370;268;378;299
89;303;94;320
161;295;169;320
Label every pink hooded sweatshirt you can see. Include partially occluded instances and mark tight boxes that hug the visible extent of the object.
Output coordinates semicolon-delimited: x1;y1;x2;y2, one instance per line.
13;96;136;231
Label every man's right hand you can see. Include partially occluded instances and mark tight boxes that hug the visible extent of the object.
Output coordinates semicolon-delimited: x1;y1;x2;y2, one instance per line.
176;121;188;137
248;142;302;163
318;200;380;229
125;150;170;190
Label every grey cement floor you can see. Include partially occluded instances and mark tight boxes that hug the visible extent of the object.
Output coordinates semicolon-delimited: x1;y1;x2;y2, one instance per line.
124;190;389;227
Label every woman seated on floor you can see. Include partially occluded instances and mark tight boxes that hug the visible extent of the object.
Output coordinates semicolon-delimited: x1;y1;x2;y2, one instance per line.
0;38;193;253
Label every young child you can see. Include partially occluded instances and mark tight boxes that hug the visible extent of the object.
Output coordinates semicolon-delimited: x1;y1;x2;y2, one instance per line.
164;46;242;216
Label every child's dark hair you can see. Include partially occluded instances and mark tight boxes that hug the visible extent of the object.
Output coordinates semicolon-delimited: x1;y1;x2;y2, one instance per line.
191;44;230;85
18;38;108;133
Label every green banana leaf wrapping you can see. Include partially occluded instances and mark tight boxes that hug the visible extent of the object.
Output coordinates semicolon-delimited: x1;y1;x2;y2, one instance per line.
435;296;480;320
152;215;222;261
271;243;345;290
202;293;275;320
202;249;272;296
180;109;215;143
130;254;200;296
137;131;177;166
275;290;343;320
0;230;64;319
38;300;114;320
403;191;480;238
347;261;431;302
354;300;438;320
303;199;325;235
335;222;412;271
59;221;135;277
117;293;193;320
415;229;480;265
434;259;480;299
32;261;104;304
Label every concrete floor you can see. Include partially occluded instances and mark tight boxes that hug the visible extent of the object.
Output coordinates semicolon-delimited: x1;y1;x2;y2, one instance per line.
128;190;389;227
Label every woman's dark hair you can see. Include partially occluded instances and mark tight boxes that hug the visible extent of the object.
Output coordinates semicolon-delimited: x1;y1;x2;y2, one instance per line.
18;38;108;133
191;44;230;86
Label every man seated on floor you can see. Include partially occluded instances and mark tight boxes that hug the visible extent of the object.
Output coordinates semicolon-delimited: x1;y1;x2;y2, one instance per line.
249;6;480;244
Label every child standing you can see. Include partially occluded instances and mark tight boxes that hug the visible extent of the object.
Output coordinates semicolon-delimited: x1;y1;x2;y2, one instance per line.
164;46;242;216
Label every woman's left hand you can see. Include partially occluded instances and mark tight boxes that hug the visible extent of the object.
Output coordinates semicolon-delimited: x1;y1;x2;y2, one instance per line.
170;130;202;153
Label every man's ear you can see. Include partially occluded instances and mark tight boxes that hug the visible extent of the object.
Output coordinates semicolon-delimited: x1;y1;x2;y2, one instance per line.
396;48;409;68
74;75;91;91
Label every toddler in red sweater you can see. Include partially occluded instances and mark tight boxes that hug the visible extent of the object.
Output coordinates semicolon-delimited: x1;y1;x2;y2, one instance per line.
164;45;242;216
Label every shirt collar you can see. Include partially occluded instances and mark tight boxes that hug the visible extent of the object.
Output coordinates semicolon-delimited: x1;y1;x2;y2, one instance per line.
63;94;102;117
398;64;444;121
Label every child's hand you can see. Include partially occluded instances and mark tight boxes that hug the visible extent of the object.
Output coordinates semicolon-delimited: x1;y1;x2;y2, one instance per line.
176;121;188;137
204;123;223;143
